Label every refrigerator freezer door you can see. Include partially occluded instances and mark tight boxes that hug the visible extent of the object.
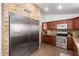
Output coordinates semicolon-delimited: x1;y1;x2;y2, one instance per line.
9;12;30;56
30;19;39;53
9;12;39;56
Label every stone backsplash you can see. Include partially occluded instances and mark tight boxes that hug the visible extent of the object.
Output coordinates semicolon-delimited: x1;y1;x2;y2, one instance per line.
72;30;79;38
42;29;79;37
42;30;68;36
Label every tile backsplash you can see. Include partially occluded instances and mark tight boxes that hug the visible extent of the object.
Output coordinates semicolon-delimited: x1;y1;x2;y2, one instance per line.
42;30;67;35
42;29;79;37
72;30;79;38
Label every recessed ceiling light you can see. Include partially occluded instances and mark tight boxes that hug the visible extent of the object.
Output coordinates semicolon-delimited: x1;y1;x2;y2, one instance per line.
58;4;62;10
45;7;48;11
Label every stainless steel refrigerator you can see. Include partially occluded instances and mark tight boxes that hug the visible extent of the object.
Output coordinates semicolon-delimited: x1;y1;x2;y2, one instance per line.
9;12;39;56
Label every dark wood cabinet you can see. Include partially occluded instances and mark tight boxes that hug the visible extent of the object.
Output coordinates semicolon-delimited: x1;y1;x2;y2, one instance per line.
46;22;52;29
67;19;73;29
73;40;78;56
51;36;56;46
42;23;47;30
47;22;56;30
42;17;79;30
73;17;79;29
42;19;73;30
42;35;51;44
67;37;73;50
67;37;78;56
42;22;56;30
42;35;56;46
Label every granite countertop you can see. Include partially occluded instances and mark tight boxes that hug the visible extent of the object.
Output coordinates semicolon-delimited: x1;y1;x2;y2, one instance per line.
73;37;79;55
42;34;56;36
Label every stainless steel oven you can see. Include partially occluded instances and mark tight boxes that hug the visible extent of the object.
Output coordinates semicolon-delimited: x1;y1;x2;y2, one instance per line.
56;32;67;49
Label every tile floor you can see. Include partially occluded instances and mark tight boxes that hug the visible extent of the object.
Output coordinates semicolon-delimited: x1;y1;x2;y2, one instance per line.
31;43;73;56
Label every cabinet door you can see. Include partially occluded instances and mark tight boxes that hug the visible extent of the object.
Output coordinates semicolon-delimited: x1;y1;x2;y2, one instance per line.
73;17;79;29
43;22;56;30
47;36;56;46
67;37;73;50
47;22;51;29
30;19;39;53
9;12;30;56
51;36;56;46
42;35;56;46
42;23;47;30
47;36;53;44
42;35;50;43
49;22;56;29
73;40;78;56
67;19;73;29
46;22;54;30
42;35;47;43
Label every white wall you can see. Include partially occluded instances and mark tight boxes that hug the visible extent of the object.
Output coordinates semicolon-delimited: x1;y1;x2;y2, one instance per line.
0;3;1;56
42;14;79;22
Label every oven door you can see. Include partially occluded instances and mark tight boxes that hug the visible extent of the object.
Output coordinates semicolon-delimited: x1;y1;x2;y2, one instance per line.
56;36;67;49
56;42;67;49
56;36;67;43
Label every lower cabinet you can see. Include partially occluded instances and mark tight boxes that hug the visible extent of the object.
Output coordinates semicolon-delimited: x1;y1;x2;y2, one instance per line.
67;37;78;56
67;37;73;50
42;35;56;46
73;40;78;56
42;35;78;56
51;36;56;46
73;17;79;29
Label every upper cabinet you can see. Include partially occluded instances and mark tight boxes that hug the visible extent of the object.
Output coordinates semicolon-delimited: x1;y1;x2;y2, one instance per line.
73;17;79;29
67;19;73;29
42;19;73;30
42;22;56;30
47;22;56;30
42;22;47;30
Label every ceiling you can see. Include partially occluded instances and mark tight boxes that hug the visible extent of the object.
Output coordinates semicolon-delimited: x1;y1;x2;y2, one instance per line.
36;3;79;15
